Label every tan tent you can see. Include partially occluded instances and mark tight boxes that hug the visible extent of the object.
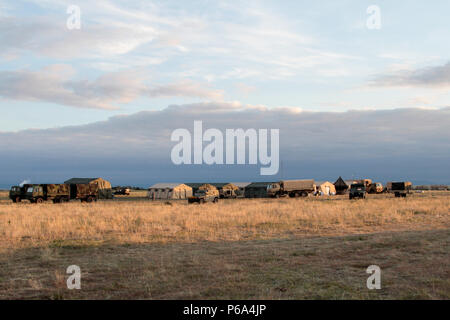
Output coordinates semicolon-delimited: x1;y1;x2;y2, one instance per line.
315;181;336;195
148;183;193;200
64;177;113;199
64;178;112;189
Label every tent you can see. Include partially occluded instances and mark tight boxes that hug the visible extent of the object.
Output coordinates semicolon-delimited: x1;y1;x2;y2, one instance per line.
148;183;193;200
244;182;275;198
315;181;336;195
334;177;357;195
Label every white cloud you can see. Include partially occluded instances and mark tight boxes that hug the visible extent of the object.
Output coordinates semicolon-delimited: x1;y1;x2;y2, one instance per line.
0;66;224;109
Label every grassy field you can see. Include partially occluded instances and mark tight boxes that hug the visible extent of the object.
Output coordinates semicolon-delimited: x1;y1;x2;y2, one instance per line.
0;192;449;299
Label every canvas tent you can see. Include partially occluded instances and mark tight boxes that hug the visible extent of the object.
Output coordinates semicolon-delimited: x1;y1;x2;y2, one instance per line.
185;183;208;193
64;177;113;199
315;181;336;195
231;182;251;197
333;177;358;195
244;182;274;198
148;183;193;200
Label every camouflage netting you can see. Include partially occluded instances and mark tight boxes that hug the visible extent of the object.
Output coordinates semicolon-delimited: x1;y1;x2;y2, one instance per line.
199;184;217;191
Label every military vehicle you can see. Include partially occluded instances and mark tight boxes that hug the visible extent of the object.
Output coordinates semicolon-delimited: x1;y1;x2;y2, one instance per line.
219;184;240;199
367;182;384;194
26;184;70;203
114;188;131;196
9;184;34;203
267;179;315;198
69;183;103;202
349;183;367;199
390;182;412;198
188;184;219;204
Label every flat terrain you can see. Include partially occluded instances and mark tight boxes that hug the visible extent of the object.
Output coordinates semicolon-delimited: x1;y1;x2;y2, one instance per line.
0;191;448;299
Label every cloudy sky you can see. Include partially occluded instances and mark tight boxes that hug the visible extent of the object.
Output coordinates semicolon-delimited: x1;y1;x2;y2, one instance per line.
0;0;449;187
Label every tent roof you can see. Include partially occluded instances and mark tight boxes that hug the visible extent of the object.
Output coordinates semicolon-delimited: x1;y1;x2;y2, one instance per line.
64;178;103;184
247;182;276;188
149;183;189;189
185;183;208;188
230;182;252;188
315;181;333;186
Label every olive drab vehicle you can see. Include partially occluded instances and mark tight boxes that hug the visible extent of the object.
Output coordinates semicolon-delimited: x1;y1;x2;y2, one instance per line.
267;179;315;198
367;182;384;194
390;182;412;198
9;184;34;203
188;184;220;204
349;183;367;200
26;184;70;203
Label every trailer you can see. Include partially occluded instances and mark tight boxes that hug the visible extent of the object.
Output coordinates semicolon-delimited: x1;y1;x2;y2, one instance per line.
390;182;412;198
267;179;315;198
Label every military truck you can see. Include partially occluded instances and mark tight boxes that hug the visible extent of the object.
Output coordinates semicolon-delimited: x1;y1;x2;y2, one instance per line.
26;184;70;203
188;184;219;204
390;182;412;198
267;179;315;198
349;183;367;199
219;184;240;199
367;182;384;194
114;187;131;196
9;184;34;203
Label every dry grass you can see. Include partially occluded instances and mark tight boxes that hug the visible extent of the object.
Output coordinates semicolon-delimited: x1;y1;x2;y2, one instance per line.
0;194;449;299
0;196;448;250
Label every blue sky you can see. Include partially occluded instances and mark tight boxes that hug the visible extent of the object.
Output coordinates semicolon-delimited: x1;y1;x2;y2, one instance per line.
1;0;449;131
0;0;449;187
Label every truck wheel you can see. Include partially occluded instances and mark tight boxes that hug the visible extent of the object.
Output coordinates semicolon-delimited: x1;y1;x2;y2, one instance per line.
302;192;308;197
86;196;93;203
213;198;219;203
36;198;44;204
294;193;300;198
15;197;21;203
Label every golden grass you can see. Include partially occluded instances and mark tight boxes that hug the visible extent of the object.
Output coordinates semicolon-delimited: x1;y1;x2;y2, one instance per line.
1;195;448;250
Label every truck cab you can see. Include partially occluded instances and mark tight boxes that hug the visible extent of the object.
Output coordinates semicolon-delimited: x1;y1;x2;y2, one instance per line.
26;185;45;203
267;183;282;198
9;185;27;203
349;183;367;200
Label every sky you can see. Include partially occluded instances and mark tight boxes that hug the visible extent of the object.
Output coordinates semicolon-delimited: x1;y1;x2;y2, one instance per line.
0;0;449;187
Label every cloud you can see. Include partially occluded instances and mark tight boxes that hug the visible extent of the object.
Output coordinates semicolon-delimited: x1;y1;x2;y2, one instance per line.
371;62;450;88
0;66;224;109
0;15;156;59
0;102;449;185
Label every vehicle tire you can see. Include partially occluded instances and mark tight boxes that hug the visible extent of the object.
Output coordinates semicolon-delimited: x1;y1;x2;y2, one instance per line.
86;196;93;203
200;199;205;204
302;192;308;197
12;198;16;203
15;197;21;203
213;197;219;203
294;192;300;198
36;198;44;204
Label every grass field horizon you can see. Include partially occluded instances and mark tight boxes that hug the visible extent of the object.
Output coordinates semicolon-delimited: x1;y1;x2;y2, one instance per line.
0;191;449;299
